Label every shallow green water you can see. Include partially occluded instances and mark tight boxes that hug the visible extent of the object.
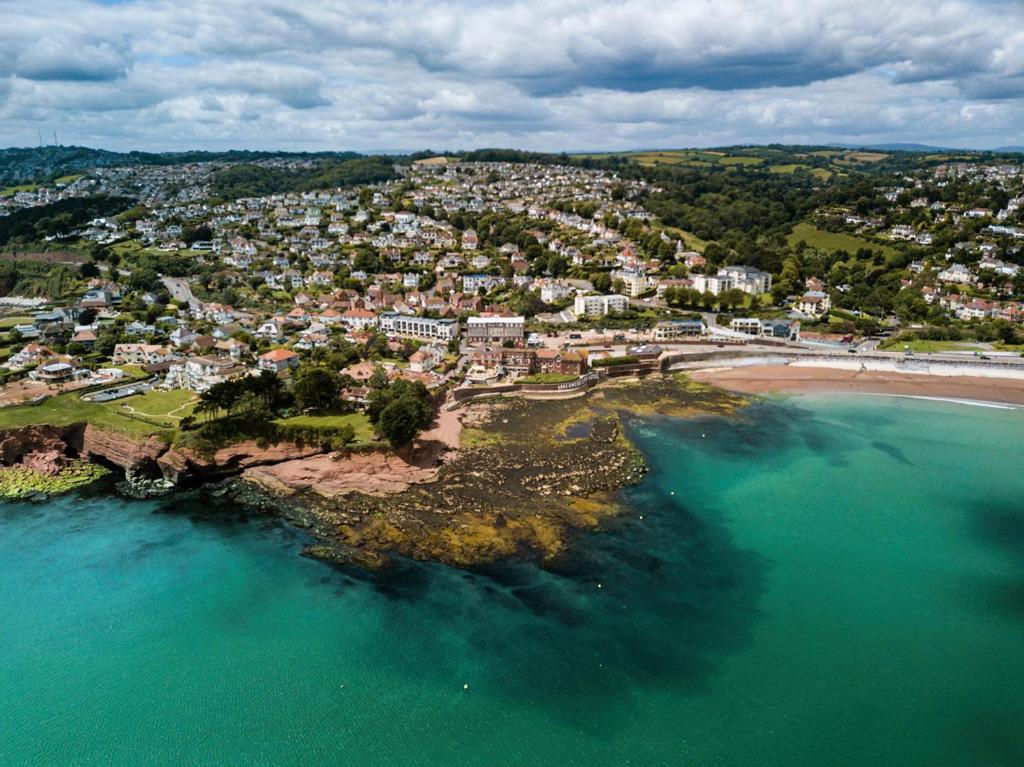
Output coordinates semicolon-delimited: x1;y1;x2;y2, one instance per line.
2;395;1023;766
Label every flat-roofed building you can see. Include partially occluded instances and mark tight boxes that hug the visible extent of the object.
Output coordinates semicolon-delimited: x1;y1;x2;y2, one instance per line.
466;315;525;343
653;320;705;341
379;312;460;341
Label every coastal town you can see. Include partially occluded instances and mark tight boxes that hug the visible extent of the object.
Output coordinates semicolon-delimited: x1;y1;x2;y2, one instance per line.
7;1;1024;762
2;151;1023;423
0;146;1022;520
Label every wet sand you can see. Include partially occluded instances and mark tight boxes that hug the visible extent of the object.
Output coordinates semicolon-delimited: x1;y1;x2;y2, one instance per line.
690;365;1024;406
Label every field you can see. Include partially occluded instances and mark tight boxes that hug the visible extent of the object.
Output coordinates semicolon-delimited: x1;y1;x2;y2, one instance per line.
654;222;709;252
0;183;38;197
767;164;832;180
845;151;889;163
578;149;765;169
412;156;459;166
274;412;375;442
788;222;900;258
0;389;181;438
116;389;197;427
109;240;206;259
0;316;35;329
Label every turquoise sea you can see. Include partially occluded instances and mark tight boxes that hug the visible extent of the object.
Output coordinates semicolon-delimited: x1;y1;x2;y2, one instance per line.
2;394;1023;766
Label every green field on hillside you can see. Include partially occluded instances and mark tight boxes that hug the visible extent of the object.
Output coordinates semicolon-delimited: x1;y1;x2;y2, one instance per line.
0;389;176;438
274;411;375;442
577;149;765;169
0;184;39;197
788;222;900;258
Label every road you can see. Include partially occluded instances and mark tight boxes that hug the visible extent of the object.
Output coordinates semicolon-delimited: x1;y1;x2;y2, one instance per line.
161;276;204;312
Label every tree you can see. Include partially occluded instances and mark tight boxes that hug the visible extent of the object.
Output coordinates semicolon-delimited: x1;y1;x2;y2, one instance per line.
591;272;612;292
366;379;433;448
293;366;341;413
235;391;272;420
377;394;432;448
719;288;746;313
183;223;213;244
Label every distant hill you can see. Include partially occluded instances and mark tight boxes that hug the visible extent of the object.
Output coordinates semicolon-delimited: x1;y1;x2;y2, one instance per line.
830;142;1024;155
0;145;367;188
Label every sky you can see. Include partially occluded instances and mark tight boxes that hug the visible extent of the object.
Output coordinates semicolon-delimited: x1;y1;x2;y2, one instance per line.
0;0;1022;152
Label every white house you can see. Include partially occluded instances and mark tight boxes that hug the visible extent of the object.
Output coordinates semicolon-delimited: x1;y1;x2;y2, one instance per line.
573;293;629;317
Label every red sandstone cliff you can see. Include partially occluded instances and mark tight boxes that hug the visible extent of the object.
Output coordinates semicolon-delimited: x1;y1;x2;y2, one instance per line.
157;440;328;483
74;424;169;475
0;425;72;466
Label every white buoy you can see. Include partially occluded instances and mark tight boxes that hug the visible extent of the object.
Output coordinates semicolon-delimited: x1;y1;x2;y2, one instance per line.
463;683;469;691
670;491;675;495
597;583;603;589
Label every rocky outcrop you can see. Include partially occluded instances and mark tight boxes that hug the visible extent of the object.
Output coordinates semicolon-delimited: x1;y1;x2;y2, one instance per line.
0;425;73;466
75;424;168;476
158;440;328;484
242;452;438;499
21;449;68;476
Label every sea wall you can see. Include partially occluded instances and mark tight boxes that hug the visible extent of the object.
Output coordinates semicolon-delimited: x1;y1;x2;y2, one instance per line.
664;350;1024;380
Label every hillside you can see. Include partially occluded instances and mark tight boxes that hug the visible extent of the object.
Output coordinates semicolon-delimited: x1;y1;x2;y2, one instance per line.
0;146;367;188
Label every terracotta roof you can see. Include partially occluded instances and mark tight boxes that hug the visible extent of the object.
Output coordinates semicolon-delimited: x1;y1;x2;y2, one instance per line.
260;349;298;361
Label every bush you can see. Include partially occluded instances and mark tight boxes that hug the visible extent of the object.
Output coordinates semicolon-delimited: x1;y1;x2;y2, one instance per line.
591;355;640;367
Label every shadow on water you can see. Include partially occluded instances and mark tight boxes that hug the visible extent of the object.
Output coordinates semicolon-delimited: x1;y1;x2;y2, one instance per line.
870;440;913;465
84;401;844;735
310;408;800;735
965;502;1024;620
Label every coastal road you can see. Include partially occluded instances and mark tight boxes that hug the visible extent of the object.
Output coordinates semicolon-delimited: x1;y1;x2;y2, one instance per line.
162;276;204;312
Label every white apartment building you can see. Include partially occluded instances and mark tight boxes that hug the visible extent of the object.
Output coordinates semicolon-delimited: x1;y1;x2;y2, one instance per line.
693;266;772;296
378;313;460;341
573;293;629;317
165;355;248;392
610;269;650;298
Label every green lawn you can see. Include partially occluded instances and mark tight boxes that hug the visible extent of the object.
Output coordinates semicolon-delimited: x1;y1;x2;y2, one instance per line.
518;373;578;384
654;221;709;252
879;339;983;353
274;412;375;442
53;174;84;185
0;183;38;197
0;316;35;329
0;390;178;439
788;222;900;258
117;389;197;424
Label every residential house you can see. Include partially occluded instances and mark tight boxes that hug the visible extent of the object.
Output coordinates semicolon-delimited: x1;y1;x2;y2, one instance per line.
112;343;175;366
257;349;300;374
166;355;248;392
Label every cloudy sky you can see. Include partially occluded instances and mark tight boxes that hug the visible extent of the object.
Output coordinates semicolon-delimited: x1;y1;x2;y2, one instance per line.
1;0;1022;152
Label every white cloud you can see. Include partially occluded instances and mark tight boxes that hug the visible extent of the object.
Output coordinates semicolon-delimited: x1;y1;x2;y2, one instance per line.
0;0;1020;150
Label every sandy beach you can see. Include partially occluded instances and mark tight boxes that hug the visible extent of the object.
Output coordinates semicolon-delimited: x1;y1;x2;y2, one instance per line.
690;365;1024;406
